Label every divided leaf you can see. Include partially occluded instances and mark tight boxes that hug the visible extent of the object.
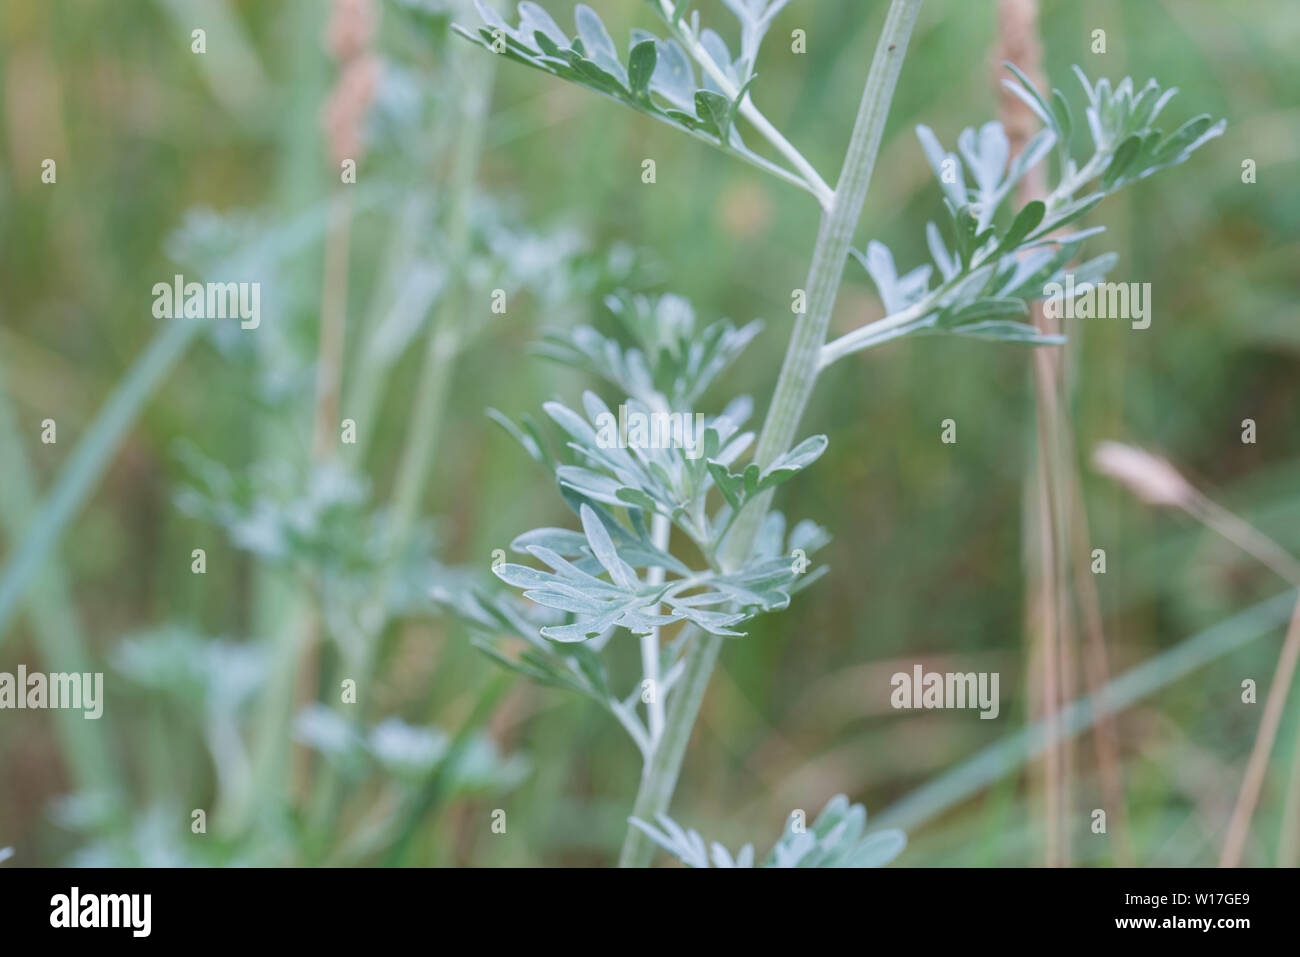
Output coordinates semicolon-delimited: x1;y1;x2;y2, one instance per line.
456;4;760;163
824;64;1223;365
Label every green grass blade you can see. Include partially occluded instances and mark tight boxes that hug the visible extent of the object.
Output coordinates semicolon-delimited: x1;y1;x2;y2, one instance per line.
0;357;123;797
875;590;1299;832
0;320;200;644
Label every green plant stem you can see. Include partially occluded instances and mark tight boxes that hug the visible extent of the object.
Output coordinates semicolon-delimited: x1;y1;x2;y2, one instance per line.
641;512;671;745
0;357;122;800
617;0;924;867
727;0;922;549
655;0;833;209
618;622;719;867
310;190;355;460
381;673;509;866
385;37;492;557
303;33;495;851
0;319;200;644
344;193;439;460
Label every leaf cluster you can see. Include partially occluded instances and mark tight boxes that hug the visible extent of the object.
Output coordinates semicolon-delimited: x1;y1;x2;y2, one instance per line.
821;65;1226;363
455;1;825;198
438;294;830;753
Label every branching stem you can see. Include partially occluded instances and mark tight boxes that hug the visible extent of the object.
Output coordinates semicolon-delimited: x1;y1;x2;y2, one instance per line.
618;0;925;867
656;0;835;209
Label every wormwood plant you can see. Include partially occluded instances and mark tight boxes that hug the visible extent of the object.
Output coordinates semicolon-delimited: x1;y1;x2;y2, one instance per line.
447;0;1223;866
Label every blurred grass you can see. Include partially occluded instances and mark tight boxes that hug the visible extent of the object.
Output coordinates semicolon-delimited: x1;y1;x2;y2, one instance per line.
1;0;1298;866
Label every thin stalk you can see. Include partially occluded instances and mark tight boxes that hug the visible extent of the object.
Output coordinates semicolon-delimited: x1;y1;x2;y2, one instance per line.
819;296;931;368
1189;494;1300;586
311;191;356;459
387;324;459;548
384;40;492;553
682;123;829;202
1174;476;1300;866
816;295;930;366
875;589;1299;834
618;0;925;867
0;320;199;643
303;33;495;850
1092;445;1300;864
994;3;1071;866
727;0;922;562
1279;706;1300;865
1028;399;1065;866
242;0;333;822
0;357;122;800
735;99;834;209
619;623;721;866
655;0;834;209
292;186;357;798
1065;465;1133;863
640;513;671;747
1219;596;1300;866
381;673;509;865
343;194;439;460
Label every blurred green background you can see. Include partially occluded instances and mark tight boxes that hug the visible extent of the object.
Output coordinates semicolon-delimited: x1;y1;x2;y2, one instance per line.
1;0;1297;866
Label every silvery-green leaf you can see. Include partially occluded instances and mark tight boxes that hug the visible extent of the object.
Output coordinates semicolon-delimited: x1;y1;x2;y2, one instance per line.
486;408;549;466
1002;129;1055;197
1153;114;1224;168
1001;61;1054;127
944;297;1029;327
493;561;562;591
650;38;695;111
294;704;365;768
474;0;516;39
958;121;1008;197
1101;133;1142;189
994;200;1046;256
1028;193;1102;240
579;503;638;590
544;399;601;446
694;89;733;140
762;434;828;486
516;1;568;47
541;608;627;643
1050;88;1073;144
916;124;966;206
1070;252;1119;288
1072;64;1095;105
574;4;627;86
926;221;958;281
368;719;449;778
511;526;588;556
555;465;628;507
841;830;907;868
698;28;734;92
950;320;1064;346
627;38;657;97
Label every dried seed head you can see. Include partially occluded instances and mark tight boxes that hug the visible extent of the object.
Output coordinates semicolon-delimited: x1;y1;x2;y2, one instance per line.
1091;441;1194;507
